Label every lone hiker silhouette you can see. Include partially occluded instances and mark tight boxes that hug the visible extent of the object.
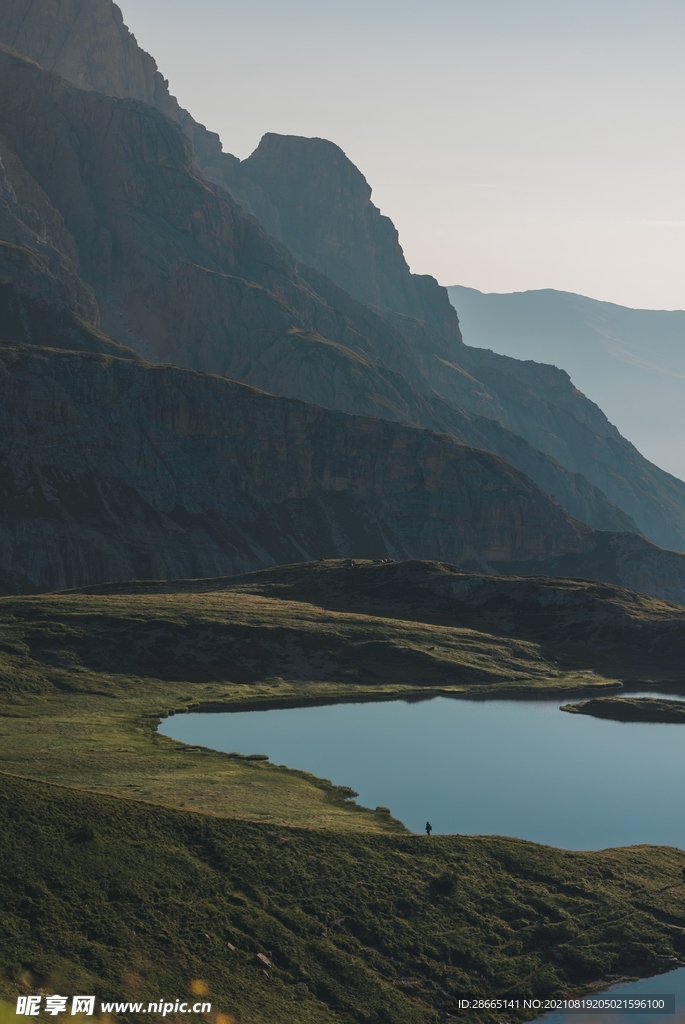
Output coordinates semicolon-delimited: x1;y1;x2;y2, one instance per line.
425;821;432;836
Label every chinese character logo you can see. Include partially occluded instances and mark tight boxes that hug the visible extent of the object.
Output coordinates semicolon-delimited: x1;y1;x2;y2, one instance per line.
15;995;96;1017
45;996;68;1016
16;996;41;1016
71;997;95;1016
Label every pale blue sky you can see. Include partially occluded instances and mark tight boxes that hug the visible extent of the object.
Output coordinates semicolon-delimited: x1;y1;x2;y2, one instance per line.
121;0;685;308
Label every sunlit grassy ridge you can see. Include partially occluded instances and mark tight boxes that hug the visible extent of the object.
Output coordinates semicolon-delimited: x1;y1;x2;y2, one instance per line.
2;561;645;823
79;558;685;685
2;559;685;1022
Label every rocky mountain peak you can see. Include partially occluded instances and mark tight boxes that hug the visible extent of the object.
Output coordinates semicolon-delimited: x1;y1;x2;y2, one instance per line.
0;1;461;333
0;0;224;163
236;132;461;331
3;1;685;563
244;132;374;212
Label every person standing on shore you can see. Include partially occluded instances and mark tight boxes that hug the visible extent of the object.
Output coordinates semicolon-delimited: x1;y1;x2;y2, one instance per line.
425;822;432;836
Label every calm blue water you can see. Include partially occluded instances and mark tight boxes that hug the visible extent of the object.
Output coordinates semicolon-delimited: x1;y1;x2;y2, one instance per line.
159;693;685;849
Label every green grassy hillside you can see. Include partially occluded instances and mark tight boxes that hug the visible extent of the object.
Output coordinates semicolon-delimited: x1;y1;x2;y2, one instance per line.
2;559;685;1021
3;773;685;1024
77;558;685;687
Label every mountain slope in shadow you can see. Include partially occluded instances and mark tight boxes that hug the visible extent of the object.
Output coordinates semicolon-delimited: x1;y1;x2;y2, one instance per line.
0;341;588;592
0;42;637;543
3;338;685;604
0;4;684;552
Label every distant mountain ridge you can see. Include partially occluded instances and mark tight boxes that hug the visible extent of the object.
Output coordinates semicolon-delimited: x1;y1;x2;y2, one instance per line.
448;285;685;484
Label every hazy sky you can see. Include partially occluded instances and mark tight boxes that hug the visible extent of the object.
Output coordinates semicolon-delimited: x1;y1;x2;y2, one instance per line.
121;0;685;309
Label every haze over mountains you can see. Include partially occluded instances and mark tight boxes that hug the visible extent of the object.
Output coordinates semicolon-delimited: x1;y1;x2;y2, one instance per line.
450;286;685;483
1;0;685;602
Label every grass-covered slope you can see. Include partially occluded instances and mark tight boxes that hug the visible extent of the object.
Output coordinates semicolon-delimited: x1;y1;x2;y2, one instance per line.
0;562;616;826
2;559;685;824
3;772;685;1024
3;559;685;1021
83;558;685;686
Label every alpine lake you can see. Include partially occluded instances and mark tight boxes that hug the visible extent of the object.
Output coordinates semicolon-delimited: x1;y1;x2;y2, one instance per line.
160;690;685;1022
159;691;685;850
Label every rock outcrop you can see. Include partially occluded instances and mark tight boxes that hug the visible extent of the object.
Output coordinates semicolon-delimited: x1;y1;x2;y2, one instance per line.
228;133;458;330
561;698;685;723
0;0;226;165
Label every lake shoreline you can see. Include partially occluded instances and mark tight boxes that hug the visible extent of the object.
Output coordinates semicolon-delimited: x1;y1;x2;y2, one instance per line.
159;679;685;720
160;689;685;849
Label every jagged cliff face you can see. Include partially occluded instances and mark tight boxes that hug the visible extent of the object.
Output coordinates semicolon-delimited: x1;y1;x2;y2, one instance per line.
0;0;163;101
0;131;96;322
0;45;638;543
2;343;685;602
0;0;226;164
0;4;458;329
232;134;459;330
0;345;595;593
2;12;685;555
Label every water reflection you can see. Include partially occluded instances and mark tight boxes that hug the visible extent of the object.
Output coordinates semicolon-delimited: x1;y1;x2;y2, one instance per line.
159;693;685;848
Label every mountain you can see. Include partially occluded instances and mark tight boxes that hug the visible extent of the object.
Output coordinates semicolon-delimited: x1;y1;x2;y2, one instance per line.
2;5;685;568
231;138;685;551
448;285;685;483
2;5;685;552
4;339;685;603
0;341;585;592
0;41;638;541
